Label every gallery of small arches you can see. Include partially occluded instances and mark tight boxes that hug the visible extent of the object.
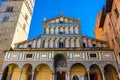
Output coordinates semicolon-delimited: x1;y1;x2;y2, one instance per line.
43;38;107;48
43;26;79;35
2;54;119;80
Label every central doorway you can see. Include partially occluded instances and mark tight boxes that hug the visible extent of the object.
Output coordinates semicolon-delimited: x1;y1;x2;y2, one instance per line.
57;72;66;80
54;54;67;80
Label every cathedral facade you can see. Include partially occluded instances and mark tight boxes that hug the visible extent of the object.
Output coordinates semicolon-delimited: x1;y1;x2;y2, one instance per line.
0;0;120;80
1;14;120;80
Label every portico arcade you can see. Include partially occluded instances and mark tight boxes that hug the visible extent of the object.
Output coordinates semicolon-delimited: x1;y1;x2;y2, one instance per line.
1;53;119;80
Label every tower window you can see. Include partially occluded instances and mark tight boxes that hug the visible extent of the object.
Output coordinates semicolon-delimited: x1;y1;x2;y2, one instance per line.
25;14;28;21
112;39;115;46
2;15;9;22
114;8;119;18
23;24;26;30
6;6;14;12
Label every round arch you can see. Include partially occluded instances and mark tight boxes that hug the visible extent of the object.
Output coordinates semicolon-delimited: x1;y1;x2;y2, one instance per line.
53;53;67;60
2;64;20;80
104;64;119;80
70;63;88;80
21;64;32;80
34;64;52;80
54;54;67;80
89;64;102;80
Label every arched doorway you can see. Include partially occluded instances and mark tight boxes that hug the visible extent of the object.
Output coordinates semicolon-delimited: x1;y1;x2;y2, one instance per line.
34;64;52;80
54;54;67;80
21;64;32;80
104;64;119;80
2;64;20;80
90;64;102;80
70;63;88;80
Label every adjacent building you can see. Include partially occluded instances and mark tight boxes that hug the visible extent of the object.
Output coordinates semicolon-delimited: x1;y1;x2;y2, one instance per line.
94;0;120;69
0;0;35;75
1;14;119;80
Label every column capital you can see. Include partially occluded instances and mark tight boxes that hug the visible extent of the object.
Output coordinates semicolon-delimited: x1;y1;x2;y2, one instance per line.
86;67;90;72
52;72;54;75
100;66;104;71
67;71;70;74
32;71;34;74
0;72;2;74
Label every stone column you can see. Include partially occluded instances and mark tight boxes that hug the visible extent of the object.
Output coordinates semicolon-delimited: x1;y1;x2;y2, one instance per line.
19;70;22;80
52;73;54;80
0;72;2;80
114;65;120;80
67;72;70;80
87;70;90;80
98;52;101;60
32;72;34;80
54;73;57;80
68;27;70;34
6;72;11;80
101;67;105;80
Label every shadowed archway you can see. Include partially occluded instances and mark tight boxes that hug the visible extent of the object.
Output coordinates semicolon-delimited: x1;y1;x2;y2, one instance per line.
21;64;32;80
34;64;52;80
90;64;102;80
2;64;20;80
54;54;67;80
70;63;88;80
104;64;119;80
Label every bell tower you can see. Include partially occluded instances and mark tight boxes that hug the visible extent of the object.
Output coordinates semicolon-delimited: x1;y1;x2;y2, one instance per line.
0;0;35;75
0;0;35;50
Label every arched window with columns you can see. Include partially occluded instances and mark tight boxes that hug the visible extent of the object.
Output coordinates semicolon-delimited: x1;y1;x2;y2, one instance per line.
50;27;54;34
59;42;64;48
74;27;79;34
70;27;73;34
92;41;96;48
65;27;69;34
54;39;58;48
65;38;69;48
46;27;49;34
82;38;87;48
88;39;92;47
44;28;46;34
70;38;75;47
36;38;41;48
75;38;80;47
59;39;64;48
49;39;54;48
44;39;49;48
59;27;64;34
55;27;59;34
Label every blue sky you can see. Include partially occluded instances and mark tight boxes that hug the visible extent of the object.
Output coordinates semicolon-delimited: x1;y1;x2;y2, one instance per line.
29;0;106;39
1;0;106;39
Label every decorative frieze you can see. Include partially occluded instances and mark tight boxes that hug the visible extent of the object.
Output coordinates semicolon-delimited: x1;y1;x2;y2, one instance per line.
4;51;115;61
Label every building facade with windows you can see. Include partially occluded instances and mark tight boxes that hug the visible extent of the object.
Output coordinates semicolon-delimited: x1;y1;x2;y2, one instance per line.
94;0;120;69
0;0;35;74
1;14;120;80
